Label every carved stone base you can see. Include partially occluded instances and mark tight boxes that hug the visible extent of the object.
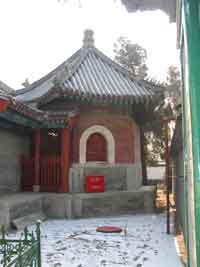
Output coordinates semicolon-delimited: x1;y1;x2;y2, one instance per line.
33;185;40;192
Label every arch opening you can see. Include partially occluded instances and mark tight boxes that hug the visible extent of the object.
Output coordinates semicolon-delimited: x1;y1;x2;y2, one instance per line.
79;125;115;164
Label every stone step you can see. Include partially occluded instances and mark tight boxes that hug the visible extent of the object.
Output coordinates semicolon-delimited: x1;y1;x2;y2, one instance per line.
12;212;46;230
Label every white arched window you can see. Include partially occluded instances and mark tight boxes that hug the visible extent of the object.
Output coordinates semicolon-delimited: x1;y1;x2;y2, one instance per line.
79;125;115;164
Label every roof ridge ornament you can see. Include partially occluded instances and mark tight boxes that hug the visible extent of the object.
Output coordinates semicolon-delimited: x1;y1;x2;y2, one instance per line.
21;78;30;88
53;65;71;86
83;29;94;48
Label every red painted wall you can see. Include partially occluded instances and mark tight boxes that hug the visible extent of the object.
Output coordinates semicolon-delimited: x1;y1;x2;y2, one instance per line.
72;109;141;164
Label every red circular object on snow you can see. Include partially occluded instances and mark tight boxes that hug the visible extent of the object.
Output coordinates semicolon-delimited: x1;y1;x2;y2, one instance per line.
96;226;123;233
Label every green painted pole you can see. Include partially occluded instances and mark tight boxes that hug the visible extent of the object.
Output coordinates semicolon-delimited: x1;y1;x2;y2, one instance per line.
36;221;41;267
182;0;200;266
180;46;190;267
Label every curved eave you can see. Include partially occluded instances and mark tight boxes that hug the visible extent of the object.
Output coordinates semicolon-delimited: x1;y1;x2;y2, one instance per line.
37;83;158;108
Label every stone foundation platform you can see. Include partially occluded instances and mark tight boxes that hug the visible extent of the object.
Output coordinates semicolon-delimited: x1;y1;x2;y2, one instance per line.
0;186;155;229
69;163;143;193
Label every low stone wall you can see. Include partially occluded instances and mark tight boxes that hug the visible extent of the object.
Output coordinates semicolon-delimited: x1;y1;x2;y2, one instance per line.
0;186;155;229
71;187;155;218
69;163;143;193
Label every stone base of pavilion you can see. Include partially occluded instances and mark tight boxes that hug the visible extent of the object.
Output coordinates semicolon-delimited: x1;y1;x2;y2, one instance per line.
0;186;155;229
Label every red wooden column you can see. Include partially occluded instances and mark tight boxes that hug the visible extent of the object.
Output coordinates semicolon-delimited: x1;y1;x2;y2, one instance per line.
33;128;41;192
59;128;70;193
0;98;9;112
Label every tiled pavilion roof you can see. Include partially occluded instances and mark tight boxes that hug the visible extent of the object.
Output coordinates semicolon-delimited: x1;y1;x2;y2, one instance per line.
15;30;164;106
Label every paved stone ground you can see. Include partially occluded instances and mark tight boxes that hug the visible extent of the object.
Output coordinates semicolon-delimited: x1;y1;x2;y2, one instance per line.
26;213;181;267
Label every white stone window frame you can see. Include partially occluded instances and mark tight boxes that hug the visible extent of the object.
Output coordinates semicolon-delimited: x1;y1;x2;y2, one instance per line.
79;125;115;164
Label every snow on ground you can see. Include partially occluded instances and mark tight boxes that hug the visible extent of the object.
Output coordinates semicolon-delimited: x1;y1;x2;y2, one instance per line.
34;213;181;267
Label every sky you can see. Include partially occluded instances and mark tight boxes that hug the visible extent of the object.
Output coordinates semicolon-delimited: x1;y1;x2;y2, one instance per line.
0;0;179;89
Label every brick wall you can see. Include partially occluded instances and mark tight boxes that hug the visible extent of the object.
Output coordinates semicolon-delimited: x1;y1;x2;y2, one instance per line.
72;110;141;164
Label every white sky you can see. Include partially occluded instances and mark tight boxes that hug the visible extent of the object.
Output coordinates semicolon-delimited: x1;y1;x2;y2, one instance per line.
0;0;179;89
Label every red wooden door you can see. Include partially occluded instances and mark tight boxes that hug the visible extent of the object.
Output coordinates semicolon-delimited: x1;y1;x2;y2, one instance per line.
86;133;107;162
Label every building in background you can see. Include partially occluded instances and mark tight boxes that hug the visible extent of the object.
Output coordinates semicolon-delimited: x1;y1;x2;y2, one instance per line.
0;30;164;226
3;29;162;195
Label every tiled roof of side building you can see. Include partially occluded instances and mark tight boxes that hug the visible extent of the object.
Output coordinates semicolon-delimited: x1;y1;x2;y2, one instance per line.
0;81;14;94
15;30;164;105
0;94;76;128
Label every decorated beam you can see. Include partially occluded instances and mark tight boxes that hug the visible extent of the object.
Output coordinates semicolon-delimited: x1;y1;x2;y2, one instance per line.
0;110;41;128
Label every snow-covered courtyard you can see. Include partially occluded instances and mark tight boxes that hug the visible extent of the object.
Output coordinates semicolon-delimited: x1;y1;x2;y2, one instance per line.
34;213;181;267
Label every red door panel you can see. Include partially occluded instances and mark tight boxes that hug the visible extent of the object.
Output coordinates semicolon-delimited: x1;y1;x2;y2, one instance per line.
86;133;107;162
